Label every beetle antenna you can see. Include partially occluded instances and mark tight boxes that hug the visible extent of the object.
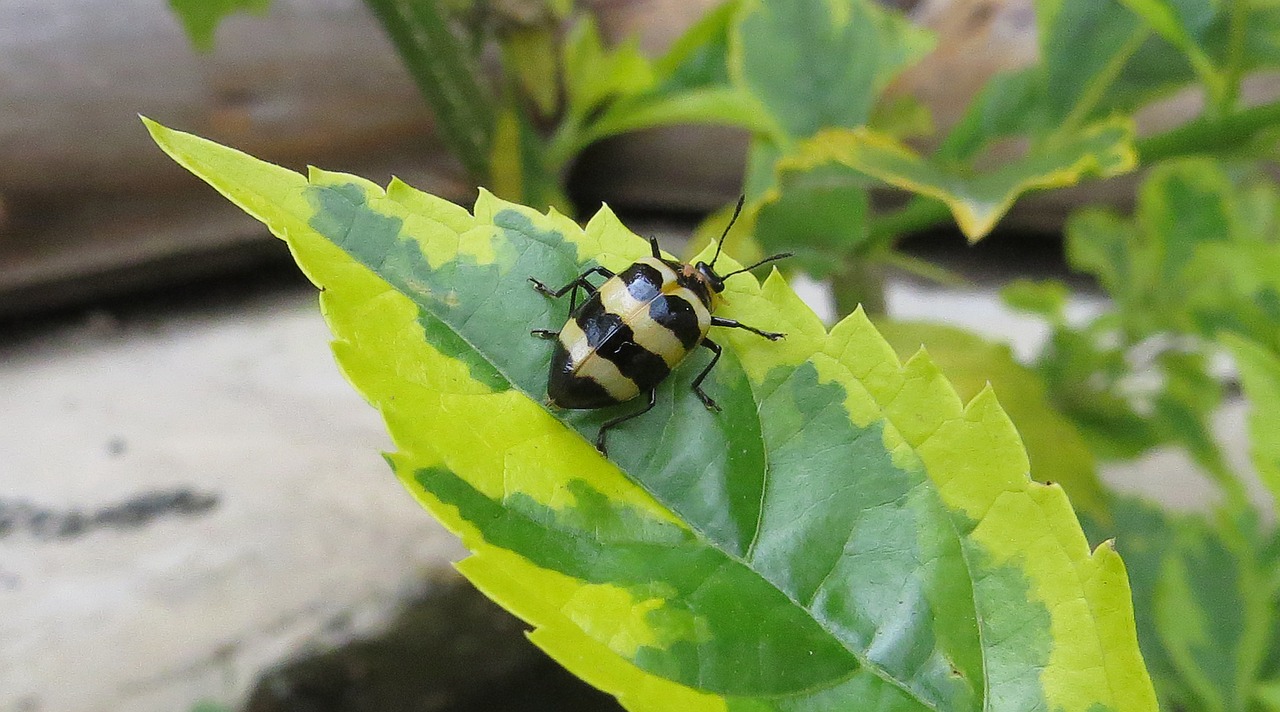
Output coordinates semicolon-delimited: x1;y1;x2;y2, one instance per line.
720;251;793;280
708;195;746;270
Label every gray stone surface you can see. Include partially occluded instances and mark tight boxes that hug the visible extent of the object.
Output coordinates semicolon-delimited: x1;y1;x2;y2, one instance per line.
0;293;464;712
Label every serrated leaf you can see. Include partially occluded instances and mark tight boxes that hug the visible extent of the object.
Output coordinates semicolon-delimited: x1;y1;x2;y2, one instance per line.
729;0;934;141
1221;335;1280;516
146;118;1157;712
168;0;271;51
785;119;1136;240
876;320;1111;523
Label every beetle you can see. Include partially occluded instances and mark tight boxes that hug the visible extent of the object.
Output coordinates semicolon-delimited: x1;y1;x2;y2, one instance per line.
529;197;791;453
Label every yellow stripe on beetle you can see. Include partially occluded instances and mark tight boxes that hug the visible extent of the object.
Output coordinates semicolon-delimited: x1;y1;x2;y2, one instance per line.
528;197;792;454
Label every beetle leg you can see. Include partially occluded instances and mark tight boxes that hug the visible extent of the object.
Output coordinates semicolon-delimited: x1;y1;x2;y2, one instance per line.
691;339;723;412
711;316;785;341
530;329;559;339
648;236;662;259
529;266;615;311
595;389;658;455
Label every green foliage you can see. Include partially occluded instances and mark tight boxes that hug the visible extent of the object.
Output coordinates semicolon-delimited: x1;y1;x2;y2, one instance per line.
167;0;270;51
729;0;932;140
1223;335;1280;514
159;1;1280;709
875;321;1109;522
784;118;1135;240
1008;159;1280;711
1090;499;1275;712
148;119;1157;712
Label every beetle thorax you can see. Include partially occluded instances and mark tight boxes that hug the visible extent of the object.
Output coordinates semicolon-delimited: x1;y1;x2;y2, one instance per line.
677;262;722;308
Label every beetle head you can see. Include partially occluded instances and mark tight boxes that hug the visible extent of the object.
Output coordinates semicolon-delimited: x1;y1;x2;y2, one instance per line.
702;195;792;293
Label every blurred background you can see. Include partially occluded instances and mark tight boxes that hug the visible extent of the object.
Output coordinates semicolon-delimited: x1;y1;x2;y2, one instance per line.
3;0;1277;710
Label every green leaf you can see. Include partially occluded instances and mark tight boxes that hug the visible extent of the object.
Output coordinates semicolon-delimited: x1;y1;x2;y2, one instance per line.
502;26;560;117
1221;334;1280;516
1033;0;1151;133
1065;208;1143;318
938;69;1042;162
868;94;935;140
755;163;873;278
1085;498;1192;710
785;118;1136;240
488;100;569;211
1066;158;1239;335
1001;279;1070;325
876;320;1111;523
1067;158;1280;350
1087;498;1275;712
168;0;271;51
577;0;777;147
1258;679;1280;712
1154;512;1272;712
1114;0;1229;104
729;0;933;140
146;118;1158;712
562;17;655;122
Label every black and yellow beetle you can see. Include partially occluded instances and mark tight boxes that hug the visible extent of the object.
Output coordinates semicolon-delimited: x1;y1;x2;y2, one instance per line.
530;198;791;453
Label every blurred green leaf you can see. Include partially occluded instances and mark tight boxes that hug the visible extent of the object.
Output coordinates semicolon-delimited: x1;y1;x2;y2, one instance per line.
868;94;934;140
729;0;933;141
1221;335;1280;516
168;0;271;51
756;163;872;278
1152;349;1231;487
1154;512;1272;712
554;1;775;163
786;118;1135;240
1067;159;1280;350
937;68;1042;162
877;320;1112;522
946;0;1280;174
1185;243;1280;352
1260;681;1280;712
502;26;560;116
1029;319;1168;459
1001;279;1070;324
489;101;567;211
1065;208;1142;314
1035;0;1151;132
562;17;655;122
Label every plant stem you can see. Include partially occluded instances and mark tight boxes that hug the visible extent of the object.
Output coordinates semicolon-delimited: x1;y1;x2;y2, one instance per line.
1136;99;1280;162
363;0;495;184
